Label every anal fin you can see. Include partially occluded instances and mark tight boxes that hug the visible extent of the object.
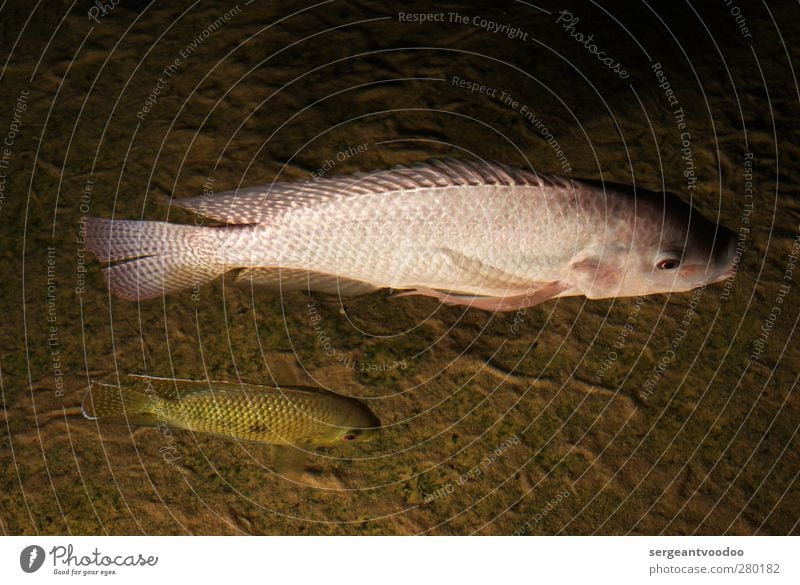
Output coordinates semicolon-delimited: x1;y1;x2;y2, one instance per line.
393;282;568;312
233;267;379;297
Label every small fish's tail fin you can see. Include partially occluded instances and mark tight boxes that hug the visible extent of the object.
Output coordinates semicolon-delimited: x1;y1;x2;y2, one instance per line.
81;381;159;426
86;218;226;300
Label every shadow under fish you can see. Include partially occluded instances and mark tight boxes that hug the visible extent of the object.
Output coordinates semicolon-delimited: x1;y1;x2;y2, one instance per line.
81;375;381;453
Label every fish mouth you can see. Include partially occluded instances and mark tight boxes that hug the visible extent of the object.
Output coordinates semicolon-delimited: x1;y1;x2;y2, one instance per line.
358;430;380;443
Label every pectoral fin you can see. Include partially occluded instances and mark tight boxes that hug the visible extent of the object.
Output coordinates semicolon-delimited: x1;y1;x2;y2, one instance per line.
435;248;540;288
569;258;623;299
273;445;309;481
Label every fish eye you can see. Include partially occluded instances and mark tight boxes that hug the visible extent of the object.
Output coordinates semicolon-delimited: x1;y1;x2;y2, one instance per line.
342;433;358;441
656;258;681;270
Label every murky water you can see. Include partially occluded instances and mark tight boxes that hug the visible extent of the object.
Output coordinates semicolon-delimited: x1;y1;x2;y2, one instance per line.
1;0;797;535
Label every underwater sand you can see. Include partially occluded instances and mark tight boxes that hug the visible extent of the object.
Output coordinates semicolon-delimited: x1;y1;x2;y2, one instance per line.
0;0;797;535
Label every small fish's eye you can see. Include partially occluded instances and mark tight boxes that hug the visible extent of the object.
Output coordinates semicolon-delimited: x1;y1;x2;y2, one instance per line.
657;258;680;270
343;433;357;441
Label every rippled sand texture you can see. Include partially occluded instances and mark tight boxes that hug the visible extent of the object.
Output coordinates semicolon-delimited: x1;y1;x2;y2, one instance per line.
0;0;797;535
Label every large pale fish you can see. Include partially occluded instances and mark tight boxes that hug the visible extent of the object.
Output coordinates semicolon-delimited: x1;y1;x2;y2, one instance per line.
82;375;381;446
86;159;736;311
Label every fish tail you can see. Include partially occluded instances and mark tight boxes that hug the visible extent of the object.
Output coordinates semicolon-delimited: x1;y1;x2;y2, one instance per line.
86;218;226;300
81;381;156;423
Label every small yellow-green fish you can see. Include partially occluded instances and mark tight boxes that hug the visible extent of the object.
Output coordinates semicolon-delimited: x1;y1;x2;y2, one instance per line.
82;375;380;446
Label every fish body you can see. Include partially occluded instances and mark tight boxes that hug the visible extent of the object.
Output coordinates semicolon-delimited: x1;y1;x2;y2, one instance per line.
87;159;736;310
82;375;380;446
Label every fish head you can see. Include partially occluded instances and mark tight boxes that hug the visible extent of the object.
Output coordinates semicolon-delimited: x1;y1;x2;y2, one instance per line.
331;424;382;445
643;196;737;295
570;188;737;299
317;400;382;446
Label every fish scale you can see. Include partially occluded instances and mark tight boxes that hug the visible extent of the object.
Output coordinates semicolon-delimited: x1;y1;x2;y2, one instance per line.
86;159;736;308
82;377;381;446
247;189;534;289
162;393;336;442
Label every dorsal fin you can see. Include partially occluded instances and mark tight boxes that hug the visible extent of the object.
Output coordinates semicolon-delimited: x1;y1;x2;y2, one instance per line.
169;159;567;225
125;374;340;401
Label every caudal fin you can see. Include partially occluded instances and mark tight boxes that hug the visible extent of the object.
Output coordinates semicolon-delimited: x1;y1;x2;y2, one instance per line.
81;381;161;426
86;218;226;300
